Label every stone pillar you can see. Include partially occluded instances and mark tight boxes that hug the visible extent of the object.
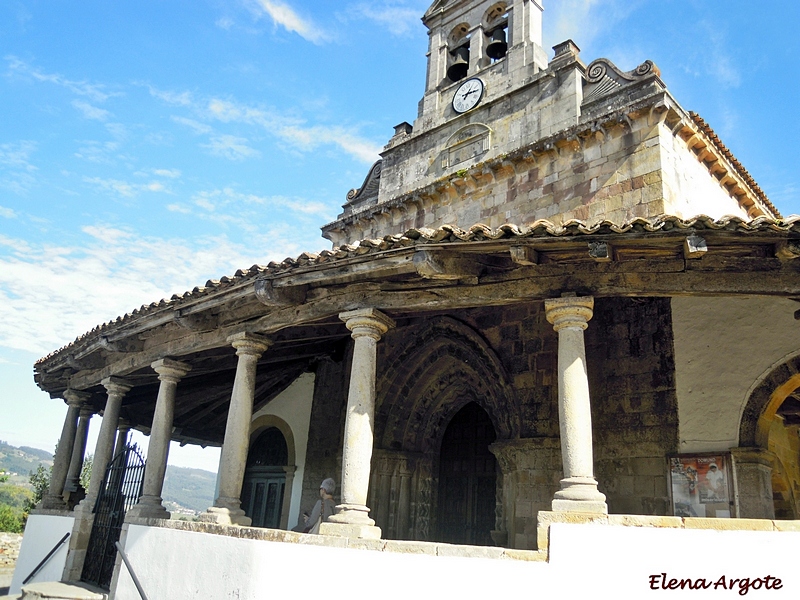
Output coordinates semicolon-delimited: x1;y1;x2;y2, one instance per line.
128;359;191;520
731;447;776;519
321;308;395;539
544;295;607;514
64;407;93;494
113;419;131;459
200;333;270;526
63;377;131;582
86;377;131;502
41;390;89;509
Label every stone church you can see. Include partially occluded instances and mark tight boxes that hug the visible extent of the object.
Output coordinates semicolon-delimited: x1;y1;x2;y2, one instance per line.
13;0;800;597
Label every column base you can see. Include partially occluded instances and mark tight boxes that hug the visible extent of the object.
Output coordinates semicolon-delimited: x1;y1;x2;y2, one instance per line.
126;496;171;521
39;494;68;510
319;522;382;539
198;506;251;526
327;503;375;526
552;476;608;514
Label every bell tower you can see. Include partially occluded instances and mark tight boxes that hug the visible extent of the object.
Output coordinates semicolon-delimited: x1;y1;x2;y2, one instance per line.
418;0;547;134
322;0;776;248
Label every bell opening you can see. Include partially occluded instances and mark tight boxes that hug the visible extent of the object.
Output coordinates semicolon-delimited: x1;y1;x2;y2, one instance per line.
486;27;508;61
447;45;470;82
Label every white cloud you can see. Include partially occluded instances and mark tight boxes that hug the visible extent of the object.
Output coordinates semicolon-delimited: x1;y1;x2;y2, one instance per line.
0;141;38;194
171;116;213;135
351;3;420;36
145;85;194;107
5;55;119;102
0;226;320;355
544;0;642;51
0;206;17;219
154;169;182;179
202;134;261;161
82;176;171;198
216;17;234;30
253;0;330;44
72;100;110;121
73;140;122;164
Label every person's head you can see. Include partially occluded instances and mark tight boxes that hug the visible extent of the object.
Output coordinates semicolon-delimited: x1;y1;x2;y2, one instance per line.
709;463;718;472
320;478;335;498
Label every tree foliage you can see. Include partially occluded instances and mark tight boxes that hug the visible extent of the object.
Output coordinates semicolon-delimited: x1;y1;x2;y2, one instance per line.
0;504;24;533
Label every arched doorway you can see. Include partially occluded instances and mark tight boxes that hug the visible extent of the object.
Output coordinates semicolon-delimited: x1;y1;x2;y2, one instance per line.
436;402;497;545
241;427;288;528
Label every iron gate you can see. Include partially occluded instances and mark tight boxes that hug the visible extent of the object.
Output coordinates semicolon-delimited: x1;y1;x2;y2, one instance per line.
81;443;145;589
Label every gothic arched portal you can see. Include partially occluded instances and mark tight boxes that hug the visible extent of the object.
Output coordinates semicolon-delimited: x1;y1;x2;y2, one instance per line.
436;402;497;545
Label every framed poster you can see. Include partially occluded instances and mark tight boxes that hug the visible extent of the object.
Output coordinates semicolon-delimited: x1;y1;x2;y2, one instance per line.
668;454;733;518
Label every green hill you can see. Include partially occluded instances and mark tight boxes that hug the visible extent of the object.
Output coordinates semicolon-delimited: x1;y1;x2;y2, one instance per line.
162;465;217;514
0;441;53;478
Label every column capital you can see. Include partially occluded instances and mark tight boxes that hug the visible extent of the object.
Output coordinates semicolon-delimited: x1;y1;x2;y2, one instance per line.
226;332;271;356
730;447;776;467
544;295;594;332
63;389;92;407
151;357;192;383
79;407;95;419
340;308;396;340
117;418;132;431
101;376;132;396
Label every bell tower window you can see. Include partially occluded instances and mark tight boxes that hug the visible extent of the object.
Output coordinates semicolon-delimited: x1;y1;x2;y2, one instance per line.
483;3;509;63
446;24;471;83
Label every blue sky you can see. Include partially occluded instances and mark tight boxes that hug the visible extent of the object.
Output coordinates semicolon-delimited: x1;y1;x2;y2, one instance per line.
1;0;798;472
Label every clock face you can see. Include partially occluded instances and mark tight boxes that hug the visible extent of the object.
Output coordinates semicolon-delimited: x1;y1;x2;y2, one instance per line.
452;78;484;114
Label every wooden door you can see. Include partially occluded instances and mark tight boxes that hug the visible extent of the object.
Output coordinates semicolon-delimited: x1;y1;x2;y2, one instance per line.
436;402;497;545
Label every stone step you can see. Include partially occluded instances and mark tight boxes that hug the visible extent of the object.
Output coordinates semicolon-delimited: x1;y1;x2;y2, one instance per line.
15;582;106;600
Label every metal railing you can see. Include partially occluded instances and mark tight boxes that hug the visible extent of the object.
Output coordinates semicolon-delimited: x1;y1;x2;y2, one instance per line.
115;541;149;600
22;532;70;585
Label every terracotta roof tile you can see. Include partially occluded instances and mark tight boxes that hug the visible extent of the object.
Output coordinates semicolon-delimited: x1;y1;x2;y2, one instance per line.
35;214;800;366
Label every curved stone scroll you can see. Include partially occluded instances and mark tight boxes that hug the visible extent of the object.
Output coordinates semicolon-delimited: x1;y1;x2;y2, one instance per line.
583;58;661;104
346;160;382;204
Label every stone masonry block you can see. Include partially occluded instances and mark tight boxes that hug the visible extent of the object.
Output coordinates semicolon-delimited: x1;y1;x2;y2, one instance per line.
682;518;774;531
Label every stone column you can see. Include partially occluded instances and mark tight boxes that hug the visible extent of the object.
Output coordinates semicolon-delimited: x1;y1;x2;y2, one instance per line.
128;359;191;520
63;377;131;582
41;390;89;509
85;377;131;502
544;295;607;514
200;333;270;525
64;407;93;494
113;419;131;459
731;447;776;519
321;308;395;539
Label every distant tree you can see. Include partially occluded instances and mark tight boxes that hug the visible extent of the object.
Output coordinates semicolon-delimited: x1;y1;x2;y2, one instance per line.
80;454;93;490
0;504;24;533
0;470;8;483
25;464;51;513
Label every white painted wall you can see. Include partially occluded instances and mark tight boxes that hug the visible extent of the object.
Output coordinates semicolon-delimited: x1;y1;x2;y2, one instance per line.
10;513;74;594
672;297;800;452
251;372;315;530
113;523;799;599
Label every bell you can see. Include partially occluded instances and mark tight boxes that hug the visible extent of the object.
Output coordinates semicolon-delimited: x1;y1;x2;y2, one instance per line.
486;28;507;60
447;46;469;82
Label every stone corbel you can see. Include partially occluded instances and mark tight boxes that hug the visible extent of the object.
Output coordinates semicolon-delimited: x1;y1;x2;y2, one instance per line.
683;234;708;259
173;310;219;332
775;241;800;261
510;245;539;266
413;249;481;283
588;241;612;262
254;279;308;307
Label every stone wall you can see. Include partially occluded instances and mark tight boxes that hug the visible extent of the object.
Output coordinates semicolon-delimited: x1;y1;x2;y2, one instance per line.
0;532;22;568
367;297;679;549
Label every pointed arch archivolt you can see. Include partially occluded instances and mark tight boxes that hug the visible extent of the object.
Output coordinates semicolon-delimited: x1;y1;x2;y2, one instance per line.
375;316;520;454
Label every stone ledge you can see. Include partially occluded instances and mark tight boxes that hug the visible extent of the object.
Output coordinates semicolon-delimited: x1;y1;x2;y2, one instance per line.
125;518;545;562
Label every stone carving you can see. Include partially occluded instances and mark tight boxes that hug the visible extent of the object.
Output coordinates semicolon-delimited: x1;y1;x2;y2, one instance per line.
345;160;382;205
583;58;661;104
441;124;492;170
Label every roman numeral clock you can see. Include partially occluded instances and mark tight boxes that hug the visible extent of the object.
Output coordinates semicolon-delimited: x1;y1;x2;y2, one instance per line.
452;78;484;114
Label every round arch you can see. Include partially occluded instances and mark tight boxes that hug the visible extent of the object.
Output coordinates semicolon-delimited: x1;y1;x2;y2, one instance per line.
738;351;800;448
250;414;296;467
